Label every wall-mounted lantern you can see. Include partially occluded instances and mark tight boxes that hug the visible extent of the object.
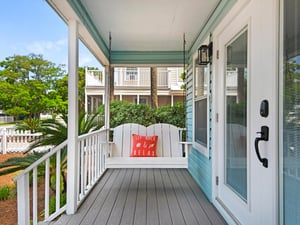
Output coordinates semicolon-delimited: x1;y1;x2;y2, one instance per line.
198;42;213;65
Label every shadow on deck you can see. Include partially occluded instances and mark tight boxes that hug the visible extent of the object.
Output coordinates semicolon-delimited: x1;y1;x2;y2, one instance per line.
46;169;226;225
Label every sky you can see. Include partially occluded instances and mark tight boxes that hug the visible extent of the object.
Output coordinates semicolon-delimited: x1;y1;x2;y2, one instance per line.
0;0;103;70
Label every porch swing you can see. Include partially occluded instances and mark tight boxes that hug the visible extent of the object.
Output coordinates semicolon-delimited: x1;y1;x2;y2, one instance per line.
104;34;190;169
105;123;190;168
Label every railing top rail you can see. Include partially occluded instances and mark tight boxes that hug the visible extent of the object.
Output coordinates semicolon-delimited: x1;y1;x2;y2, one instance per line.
78;127;108;140
13;139;68;182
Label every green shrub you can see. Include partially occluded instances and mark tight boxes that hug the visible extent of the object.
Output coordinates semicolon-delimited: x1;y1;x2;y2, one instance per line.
99;101;156;128
0;185;11;201
155;102;186;128
98;101;186;128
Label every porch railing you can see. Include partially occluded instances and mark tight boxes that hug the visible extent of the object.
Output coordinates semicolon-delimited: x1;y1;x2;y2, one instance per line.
13;128;108;225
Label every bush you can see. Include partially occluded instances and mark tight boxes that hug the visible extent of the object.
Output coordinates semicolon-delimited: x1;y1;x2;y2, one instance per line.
155;102;186;128
0;185;11;201
98;101;186;128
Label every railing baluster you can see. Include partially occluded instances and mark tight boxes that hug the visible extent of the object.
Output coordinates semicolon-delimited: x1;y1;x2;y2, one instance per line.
33;168;38;225
45;158;50;219
56;150;61;212
92;135;95;183
80;139;85;197
88;136;91;186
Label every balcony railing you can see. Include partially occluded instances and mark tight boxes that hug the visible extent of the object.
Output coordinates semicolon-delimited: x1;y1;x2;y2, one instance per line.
13;128;108;225
86;68;183;89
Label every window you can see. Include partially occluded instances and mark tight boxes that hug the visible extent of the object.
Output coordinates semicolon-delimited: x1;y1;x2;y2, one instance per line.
194;60;209;151
125;67;138;81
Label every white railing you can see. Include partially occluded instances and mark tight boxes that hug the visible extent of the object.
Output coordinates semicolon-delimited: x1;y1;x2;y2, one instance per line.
77;129;107;203
0;128;50;154
14;128;108;225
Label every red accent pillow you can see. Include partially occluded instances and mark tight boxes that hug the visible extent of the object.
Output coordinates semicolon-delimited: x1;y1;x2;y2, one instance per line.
130;134;158;157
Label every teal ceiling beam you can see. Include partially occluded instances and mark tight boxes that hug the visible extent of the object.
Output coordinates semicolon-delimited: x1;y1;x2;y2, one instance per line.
111;51;189;65
67;0;109;59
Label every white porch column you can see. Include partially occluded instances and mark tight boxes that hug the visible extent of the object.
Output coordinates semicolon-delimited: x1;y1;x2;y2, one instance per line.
171;95;174;106
104;65;110;129
67;19;79;214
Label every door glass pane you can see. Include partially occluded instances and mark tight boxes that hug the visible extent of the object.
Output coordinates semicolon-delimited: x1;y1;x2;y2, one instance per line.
225;30;248;201
282;0;300;224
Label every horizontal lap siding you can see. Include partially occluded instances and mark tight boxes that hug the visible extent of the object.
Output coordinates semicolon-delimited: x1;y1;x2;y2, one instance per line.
188;149;212;201
186;62;213;201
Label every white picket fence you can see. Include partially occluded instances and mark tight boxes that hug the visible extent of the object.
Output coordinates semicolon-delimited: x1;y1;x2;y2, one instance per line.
0;128;51;154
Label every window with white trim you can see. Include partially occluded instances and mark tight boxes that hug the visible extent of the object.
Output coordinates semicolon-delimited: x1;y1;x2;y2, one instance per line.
125;67;138;81
194;60;209;151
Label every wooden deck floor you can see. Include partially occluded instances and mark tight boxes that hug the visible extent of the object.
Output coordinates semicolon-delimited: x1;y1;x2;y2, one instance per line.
48;169;227;225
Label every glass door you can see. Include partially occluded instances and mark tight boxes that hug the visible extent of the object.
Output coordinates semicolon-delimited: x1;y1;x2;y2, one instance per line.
215;1;277;223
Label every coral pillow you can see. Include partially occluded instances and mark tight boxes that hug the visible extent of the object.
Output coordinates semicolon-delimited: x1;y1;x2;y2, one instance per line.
130;134;158;157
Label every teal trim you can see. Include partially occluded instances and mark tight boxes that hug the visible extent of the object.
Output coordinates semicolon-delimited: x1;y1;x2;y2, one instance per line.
189;0;237;57
69;0;236;65
67;0;109;59
111;51;188;65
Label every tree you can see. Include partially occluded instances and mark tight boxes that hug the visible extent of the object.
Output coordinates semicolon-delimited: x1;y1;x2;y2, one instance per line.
0;54;67;118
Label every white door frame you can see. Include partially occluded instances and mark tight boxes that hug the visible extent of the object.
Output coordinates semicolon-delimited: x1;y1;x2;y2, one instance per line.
211;0;279;224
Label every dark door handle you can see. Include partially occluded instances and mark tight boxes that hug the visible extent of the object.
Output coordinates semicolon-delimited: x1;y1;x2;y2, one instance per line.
254;126;269;168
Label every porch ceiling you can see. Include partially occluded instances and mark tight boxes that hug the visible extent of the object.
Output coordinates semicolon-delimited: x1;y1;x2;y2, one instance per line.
47;0;234;65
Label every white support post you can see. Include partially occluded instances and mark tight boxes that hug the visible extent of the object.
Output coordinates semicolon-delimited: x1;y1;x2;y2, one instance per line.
104;65;110;129
67;19;79;215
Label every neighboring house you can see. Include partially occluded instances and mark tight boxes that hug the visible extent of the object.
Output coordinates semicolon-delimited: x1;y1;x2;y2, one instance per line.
0;110;14;123
15;1;299;225
85;67;185;113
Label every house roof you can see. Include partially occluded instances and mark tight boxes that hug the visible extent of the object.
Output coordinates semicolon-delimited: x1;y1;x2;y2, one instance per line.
47;0;235;65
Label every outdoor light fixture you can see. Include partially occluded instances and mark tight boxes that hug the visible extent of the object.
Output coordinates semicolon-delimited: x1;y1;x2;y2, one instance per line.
198;42;213;65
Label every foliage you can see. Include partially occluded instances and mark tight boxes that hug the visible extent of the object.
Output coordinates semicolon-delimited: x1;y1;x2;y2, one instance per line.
49;193;66;214
155;102;186;128
25;111;101;152
0;54;67;118
283;59;300;127
98;101;156;128
0;152;44;176
98;101;186;128
16;118;41;133
0;185;11;201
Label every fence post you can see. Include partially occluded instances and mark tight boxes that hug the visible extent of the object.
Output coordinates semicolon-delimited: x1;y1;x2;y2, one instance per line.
1;128;7;154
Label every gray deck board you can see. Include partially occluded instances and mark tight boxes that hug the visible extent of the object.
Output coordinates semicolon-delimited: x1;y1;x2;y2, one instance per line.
50;169;227;225
120;169;139;225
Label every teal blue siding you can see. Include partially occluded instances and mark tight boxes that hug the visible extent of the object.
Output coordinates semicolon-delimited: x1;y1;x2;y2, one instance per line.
186;56;213;201
188;148;212;201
